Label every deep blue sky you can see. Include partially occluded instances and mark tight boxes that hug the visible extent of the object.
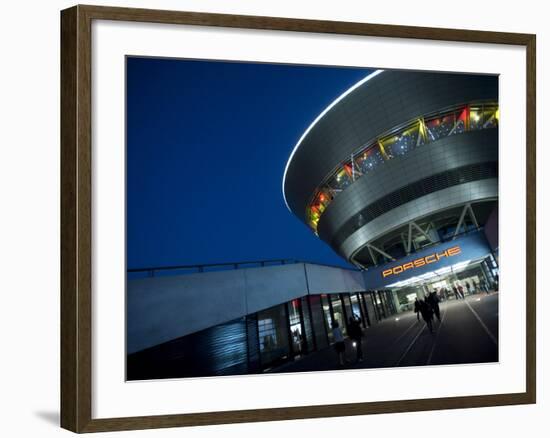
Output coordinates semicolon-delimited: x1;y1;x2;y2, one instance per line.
127;57;372;270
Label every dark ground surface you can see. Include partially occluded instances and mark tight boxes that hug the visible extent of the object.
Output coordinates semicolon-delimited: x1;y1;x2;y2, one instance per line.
272;292;499;374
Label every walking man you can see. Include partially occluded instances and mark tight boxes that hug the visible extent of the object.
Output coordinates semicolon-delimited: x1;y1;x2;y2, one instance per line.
457;283;465;299
414;297;421;321
452;285;461;300
419;298;434;333
427;291;441;322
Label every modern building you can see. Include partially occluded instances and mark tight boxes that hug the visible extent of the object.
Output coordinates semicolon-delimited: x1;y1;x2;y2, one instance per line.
283;69;499;307
127;70;500;380
127;261;395;380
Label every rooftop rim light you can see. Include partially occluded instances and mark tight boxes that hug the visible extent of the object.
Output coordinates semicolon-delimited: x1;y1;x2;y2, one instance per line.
281;69;384;212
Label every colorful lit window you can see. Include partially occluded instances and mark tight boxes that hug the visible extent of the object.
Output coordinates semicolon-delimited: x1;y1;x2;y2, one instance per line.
305;102;498;233
469;106;483;130
481;105;499;129
380;120;423;159
354;145;385;174
307;189;332;232
452;107;468;134
469;104;498;131
327;163;354;191
425;112;455;141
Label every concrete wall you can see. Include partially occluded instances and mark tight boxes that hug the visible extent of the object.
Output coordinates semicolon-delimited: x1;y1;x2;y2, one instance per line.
243;263;308;314
127;263;365;354
305;263;366;294
127;268;248;354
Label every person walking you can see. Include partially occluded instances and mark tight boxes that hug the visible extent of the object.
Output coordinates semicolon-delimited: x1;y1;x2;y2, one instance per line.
452;285;461;300
414;297;420;321
348;316;364;363
457;283;465;299
332;321;346;366
427;291;441;322
419;298;434;333
465;281;472;295
413;297;421;320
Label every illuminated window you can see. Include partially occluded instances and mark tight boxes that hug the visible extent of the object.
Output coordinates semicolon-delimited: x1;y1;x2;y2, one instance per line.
380;120;423;159
425;112;455;141
469;105;483;130
481;105;499;129
470;104;498;131
354;145;385;174
327;164;354;191
307;189;332;232
451;107;468;134
305;102;498;233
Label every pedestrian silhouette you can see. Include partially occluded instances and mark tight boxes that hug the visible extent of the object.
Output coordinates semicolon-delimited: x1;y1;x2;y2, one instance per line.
427;291;441;322
419;298;434;333
452;285;461;300
457;283;465;299
414;297;421;320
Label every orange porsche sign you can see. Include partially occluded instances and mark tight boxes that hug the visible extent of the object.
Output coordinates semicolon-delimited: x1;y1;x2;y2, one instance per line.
381;246;462;278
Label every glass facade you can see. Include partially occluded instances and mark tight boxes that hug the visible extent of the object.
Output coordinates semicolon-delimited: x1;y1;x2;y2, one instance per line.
300;296;315;353
257;305;290;368
129;290;399;379
306;102;499;232
320;294;335;343
253;291;395;371
360;293;372;326
330;294;347;336
342;294;354;326
309;295;329;350
350;293;365;326
287;299;305;355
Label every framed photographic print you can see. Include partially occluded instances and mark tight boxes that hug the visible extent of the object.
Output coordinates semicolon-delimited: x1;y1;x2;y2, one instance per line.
60;4;536;433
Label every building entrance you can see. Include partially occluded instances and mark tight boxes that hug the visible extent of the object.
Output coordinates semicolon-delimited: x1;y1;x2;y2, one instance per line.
392;256;499;312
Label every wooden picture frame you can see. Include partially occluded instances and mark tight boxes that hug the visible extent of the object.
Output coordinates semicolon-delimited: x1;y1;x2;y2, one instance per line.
61;4;536;433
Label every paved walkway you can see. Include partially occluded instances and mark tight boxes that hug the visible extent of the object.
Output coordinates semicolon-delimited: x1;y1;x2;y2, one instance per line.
271;292;499;374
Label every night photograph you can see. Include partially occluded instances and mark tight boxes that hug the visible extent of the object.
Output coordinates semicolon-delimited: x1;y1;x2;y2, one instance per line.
125;58;500;381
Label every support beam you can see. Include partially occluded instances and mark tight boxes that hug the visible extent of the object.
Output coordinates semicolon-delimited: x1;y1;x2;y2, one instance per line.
368;244;395;262
410;221;435;243
453;204;469;239
401;232;408;254
407;222;413;254
367;245;378;266
424;222;433;235
467;204;480;230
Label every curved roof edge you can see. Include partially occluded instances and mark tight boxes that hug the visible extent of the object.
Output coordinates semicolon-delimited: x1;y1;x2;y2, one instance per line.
281;69;384;212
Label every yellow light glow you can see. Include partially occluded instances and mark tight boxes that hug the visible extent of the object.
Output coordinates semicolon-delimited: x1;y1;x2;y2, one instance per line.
304;103;498;237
